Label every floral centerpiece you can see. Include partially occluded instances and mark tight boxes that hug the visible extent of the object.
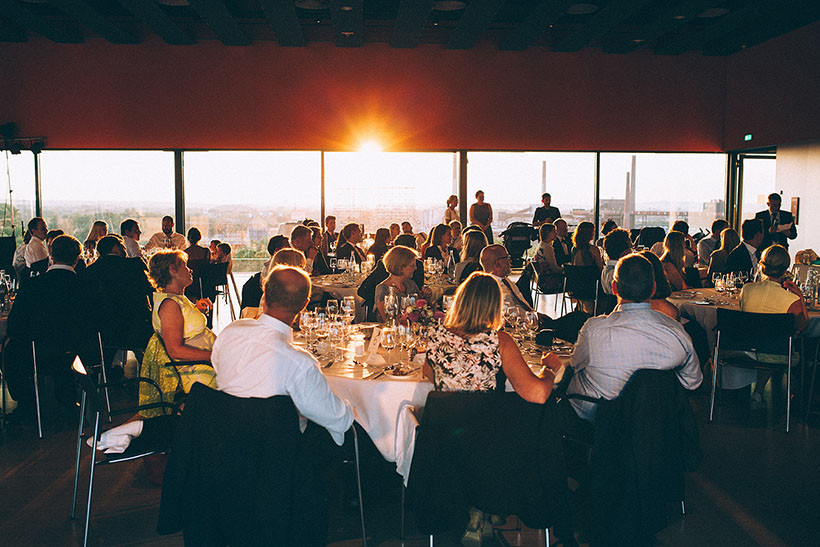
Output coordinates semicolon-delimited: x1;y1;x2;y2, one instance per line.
795;249;818;265
400;298;445;327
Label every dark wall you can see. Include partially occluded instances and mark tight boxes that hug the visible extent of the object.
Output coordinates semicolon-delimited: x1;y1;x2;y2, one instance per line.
0;38;726;151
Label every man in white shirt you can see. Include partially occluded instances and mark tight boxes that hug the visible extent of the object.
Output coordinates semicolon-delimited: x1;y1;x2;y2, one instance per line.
211;265;353;446
600;228;633;296
119;218;143;258
24;217;49;268
144;216;186;252
480;244;537;318
290;225;318;275
697;219;728;265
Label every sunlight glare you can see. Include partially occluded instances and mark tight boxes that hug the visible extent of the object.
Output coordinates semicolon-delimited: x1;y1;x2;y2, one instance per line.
358;139;383;154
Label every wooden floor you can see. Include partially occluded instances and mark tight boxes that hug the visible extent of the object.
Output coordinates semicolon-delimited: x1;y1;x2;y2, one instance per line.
2;293;820;546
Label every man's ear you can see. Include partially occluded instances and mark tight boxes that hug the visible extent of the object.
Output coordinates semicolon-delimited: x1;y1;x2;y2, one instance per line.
611;279;618;296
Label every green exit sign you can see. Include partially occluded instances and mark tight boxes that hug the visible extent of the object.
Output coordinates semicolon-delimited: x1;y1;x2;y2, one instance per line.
744;133;753;141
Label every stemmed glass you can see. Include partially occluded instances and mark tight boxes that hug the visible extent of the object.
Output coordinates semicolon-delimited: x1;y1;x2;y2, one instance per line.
329;257;337;273
326;299;339;320
442;295;455;313
337;258;349;276
384;292;399;326
381;327;396;366
524;311;539;341
341;296;356;326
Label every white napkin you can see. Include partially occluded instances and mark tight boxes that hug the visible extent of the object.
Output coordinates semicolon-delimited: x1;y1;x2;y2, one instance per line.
395;403;420;486
86;420;144;454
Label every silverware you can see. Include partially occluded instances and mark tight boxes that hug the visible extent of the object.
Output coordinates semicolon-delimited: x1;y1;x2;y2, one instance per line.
323;360;334;368
369;371;385;381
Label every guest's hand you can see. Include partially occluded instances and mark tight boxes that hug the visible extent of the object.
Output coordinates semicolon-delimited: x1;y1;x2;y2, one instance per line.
306;246;318;260
421;286;433;299
195;298;213;312
782;279;803;296
541;352;563;372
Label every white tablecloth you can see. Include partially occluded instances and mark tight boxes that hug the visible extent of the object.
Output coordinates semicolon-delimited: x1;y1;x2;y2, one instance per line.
312;274;366;322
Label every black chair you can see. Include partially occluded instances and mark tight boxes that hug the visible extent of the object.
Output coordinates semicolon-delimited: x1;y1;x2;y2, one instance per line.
70;356;176;547
406;391;572;545
561;265;602;316
711;309;796;432
524;259;564;314
144;334;213;410
157;382;367;546
564;369;699;546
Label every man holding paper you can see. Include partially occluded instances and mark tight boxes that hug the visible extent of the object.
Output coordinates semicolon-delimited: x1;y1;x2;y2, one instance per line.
755;193;797;251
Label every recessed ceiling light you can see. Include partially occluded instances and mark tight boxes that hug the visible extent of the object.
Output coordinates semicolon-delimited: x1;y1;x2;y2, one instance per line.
566;3;599;15
697;7;729;18
632;38;644;43
294;0;330;10
340;5;353;11
155;0;190;5
672;14;686;20
341;31;354;36
433;1;466;11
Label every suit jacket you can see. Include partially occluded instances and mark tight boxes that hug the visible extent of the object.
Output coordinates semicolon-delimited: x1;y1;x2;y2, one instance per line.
82;254;154;349
725;243;755;274
335;242;366;264
311;251;333;276
553;237;572;266
755;209;797;249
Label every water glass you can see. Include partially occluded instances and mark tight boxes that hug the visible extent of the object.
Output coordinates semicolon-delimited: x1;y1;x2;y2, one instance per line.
329;257;337;272
326;299;339;319
442;295;455;313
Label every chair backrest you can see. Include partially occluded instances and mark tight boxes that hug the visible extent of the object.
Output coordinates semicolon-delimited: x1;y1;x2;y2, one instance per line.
716;308;794;355
563;265;600;300
408;391;571;535
0;235;16;271
158;382;302;544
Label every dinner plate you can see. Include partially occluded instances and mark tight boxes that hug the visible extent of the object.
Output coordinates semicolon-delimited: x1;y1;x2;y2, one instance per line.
384;368;420;379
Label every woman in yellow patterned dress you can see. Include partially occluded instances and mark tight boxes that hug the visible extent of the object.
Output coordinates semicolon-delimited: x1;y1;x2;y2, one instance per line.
139;250;216;417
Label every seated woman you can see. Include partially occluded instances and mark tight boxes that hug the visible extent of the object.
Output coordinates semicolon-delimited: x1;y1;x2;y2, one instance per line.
375;246;422;322
83;220;108;259
140;250;216;417
422;223;455;264
455;230;487;283
367;227;391;263
740;244;807;406
533;223;564;292
707;227;741;281
185;227;211;263
640;250;680;320
423;271;561;544
660;231;689;292
309;226;333;275
570;221;603;271
449;220;463;255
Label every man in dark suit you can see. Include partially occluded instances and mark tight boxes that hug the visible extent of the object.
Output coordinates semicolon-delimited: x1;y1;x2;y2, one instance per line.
755;193;797;251
82;234;154;362
6;235;96;417
553;218;573;266
725;219;764;274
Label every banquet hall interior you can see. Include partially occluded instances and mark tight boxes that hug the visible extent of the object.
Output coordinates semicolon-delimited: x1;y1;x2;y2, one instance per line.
2;1;820;545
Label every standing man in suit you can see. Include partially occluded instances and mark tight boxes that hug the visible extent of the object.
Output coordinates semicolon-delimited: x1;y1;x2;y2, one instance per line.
82;235;154;369
755;193;797;251
725;219;764;274
553;218;572;266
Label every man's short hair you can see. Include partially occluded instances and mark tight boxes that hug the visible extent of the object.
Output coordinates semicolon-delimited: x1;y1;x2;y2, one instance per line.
741;218;763;241
603;228;632;261
711;219;729;235
51;235;81;265
120;218;138;235
263;266;311;315
27;217;45;232
162;215;173;223
542;192;551;200
97;234;125;256
267;235;289;256
291;224;312;243
325;215;336;223
217;242;231;256
393;234;417;249
613;254;655;302
768;193;782;203
46;229;64;243
671;220;689;235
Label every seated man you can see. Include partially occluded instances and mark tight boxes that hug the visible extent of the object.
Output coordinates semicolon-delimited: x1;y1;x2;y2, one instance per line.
726;219;763;275
6;235;97;417
600;228;633;296
558;253;703;428
290;225;319;275
697;219;729;265
144;215;186;252
82;234;154;360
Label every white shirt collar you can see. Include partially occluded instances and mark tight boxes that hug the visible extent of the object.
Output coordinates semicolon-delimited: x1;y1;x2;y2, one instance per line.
47;263;75;273
743;241;758;256
257;313;294;342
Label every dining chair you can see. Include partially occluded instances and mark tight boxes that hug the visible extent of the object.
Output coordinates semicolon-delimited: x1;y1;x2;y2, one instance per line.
70;356;176;547
561;265;602;316
525;260;564;315
711;308;796;432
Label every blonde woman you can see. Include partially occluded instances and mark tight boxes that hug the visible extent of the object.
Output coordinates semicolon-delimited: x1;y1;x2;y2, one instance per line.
660;231;688;291
271;247;307;270
375;245;421;322
455;229;487;283
707;228;741;279
83;220;108;257
139;250;216;416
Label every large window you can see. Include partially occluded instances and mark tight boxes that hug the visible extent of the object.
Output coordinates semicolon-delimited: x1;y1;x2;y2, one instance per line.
466;152;597;240
184;151;321;272
324;151;456;236
739;156;777;222
0;151;36;244
40;150;175;244
599;153;726;236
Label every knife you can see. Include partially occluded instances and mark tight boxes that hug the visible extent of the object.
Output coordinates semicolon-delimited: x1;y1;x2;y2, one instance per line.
369;371;385;381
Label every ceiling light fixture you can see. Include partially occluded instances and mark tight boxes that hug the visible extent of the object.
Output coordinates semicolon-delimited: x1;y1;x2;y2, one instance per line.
155;0;190;6
672;14;686;20
566;3;599;15
433;1;466;11
294;0;330;10
340;5;353;11
697;7;729;18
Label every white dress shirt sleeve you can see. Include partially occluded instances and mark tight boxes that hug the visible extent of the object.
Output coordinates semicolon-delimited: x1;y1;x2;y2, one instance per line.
288;364;353;446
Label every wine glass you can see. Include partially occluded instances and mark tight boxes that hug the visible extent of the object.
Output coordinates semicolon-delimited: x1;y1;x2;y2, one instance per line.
329;257;337;272
714;274;725;293
524;311;539;341
341;296;356;326
326;299;339;320
442;295;455;313
381;327;396;366
337;258;349;274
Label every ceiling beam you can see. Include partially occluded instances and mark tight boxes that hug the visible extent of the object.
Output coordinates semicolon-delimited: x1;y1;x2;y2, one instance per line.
602;0;715;54
187;0;251;46
391;0;434;48
259;0;306;46
0;0;83;43
48;0;138;43
447;0;505;50
499;0;575;51
552;0;655;52
654;0;774;55
117;0;193;45
331;0;363;47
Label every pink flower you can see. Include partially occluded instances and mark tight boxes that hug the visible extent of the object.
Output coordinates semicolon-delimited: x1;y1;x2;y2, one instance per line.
416;299;428;308
408;312;419;322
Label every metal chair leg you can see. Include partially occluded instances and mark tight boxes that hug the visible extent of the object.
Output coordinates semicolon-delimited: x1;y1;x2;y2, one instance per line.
400;483;406;540
84;412;102;547
786;337;792;433
429;534;434;546
71;390;87;519
709;334;721;422
544;527;550;547
31;341;42;439
352;426;367;546
97;333;112;422
681;500;686;515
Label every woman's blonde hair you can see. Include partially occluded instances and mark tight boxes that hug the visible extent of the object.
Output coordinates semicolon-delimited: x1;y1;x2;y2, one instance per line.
383;245;418;275
272;247;307;269
461;230;488;262
661;231;685;271
760;244;790;279
148;249;188;290
444;272;503;334
85;220;107;243
718;227;741;253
